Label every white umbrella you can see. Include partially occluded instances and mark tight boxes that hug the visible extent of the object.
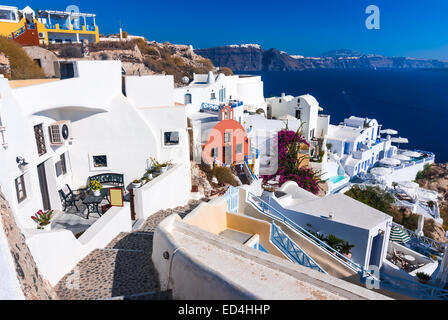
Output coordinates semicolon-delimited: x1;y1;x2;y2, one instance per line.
379;158;401;167
380;129;398;135
392;154;411;161
398;181;419;190
402;151;422;158
370;167;394;176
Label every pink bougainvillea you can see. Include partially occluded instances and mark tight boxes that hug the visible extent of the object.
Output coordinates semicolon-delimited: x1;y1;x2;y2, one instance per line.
261;129;322;195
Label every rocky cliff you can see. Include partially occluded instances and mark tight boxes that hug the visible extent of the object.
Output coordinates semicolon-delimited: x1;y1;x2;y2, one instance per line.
0;192;57;299
417;163;448;232
195;45;448;72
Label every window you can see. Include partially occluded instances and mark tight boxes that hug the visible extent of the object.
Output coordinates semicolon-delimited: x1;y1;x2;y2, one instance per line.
184;93;192;105
15;175;27;203
224;132;231;143
55;153;67;177
236;144;243;154
34;124;46;156
93;155;108;168
164;131;180;146
0;9;17;21
211;147;218;158
224;108;230;120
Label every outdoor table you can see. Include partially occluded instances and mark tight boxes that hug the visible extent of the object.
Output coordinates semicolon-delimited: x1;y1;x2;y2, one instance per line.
402;254;416;264
82;189;110;219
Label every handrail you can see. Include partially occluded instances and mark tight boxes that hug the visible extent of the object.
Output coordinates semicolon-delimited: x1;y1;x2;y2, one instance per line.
391;222;446;252
380;272;448;300
247;192;366;275
271;221;326;274
247;192;448;299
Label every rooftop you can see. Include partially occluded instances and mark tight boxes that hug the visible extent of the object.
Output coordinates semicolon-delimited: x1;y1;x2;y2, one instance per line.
283;193;392;230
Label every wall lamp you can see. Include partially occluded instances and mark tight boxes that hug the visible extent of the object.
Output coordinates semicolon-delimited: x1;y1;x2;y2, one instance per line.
16;156;29;170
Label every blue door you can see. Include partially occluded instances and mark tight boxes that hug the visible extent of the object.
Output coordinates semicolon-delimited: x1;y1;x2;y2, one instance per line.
344;142;350;155
369;233;384;268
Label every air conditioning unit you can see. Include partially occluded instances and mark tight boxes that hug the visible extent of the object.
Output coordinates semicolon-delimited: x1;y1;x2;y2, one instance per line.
38;32;46;38
48;121;72;146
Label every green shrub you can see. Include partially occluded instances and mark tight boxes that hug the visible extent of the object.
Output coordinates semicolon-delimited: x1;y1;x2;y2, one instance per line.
0;36;45;79
345;185;394;213
213;167;239;187
416;164;432;180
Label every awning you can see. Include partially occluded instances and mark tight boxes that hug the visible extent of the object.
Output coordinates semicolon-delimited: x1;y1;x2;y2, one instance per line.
390;137;409;144
390;226;411;243
381;129;398;135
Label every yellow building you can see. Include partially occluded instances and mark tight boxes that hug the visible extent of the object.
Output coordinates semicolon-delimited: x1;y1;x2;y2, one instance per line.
0;5;99;45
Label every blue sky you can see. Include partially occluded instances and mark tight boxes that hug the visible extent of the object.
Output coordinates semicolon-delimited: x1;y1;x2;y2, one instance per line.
11;0;448;60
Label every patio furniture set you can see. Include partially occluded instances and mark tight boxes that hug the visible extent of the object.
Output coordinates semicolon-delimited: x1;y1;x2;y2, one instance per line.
389;248;425;273
58;173;129;219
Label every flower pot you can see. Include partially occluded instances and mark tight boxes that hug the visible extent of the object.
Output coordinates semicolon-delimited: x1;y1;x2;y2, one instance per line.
160;166;168;174
417;278;430;284
145;173;153;180
343;253;352;260
38;223;51;231
132;182;141;189
94;189;101;197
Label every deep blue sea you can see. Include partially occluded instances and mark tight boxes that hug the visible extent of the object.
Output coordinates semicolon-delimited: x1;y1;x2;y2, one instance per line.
239;69;448;163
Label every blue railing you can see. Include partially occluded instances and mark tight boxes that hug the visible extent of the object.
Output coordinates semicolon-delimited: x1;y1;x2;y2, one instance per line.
392;222;446;253
247;192;365;274
271;221;326;274
244;157;258;181
380;272;448;300
224;186;239;214
12;26;26;38
201;102;220;112
246;192;448;299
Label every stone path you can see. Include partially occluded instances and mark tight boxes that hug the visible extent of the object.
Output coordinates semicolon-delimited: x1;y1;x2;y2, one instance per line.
54;200;202;300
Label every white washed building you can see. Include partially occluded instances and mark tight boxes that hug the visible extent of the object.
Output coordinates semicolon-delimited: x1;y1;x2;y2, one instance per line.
0;60;192;285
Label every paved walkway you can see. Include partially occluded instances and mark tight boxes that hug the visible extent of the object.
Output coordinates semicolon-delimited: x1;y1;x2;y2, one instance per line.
54;200;202;300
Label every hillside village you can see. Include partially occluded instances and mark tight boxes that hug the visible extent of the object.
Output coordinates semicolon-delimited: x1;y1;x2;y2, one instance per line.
1;4;448;301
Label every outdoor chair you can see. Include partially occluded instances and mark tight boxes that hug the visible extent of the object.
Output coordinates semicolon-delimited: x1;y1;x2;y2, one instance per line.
59;184;84;212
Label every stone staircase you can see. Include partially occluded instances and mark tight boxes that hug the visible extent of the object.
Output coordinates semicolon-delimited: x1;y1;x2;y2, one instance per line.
54;200;202;300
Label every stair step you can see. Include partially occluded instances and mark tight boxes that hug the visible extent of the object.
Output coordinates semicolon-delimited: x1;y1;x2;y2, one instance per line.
107;290;173;300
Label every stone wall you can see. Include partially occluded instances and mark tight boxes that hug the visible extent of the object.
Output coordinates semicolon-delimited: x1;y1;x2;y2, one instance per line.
0;192;57;300
0;53;10;77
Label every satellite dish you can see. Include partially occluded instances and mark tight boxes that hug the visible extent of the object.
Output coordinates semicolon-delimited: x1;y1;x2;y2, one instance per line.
182;76;190;84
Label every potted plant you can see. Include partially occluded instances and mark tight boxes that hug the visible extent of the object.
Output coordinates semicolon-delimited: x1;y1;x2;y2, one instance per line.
262;184;276;200
339;240;355;260
31;210;54;231
144;170;153;180
160;160;173;173
88;180;102;196
325;235;343;252
132;179;142;189
416;272;431;284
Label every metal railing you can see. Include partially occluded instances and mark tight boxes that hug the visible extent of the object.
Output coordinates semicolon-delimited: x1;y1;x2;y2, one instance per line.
247;192;365;275
271;221;326;274
247;192;448;299
12;26;26;38
392;222;446;253
380;272;448;300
